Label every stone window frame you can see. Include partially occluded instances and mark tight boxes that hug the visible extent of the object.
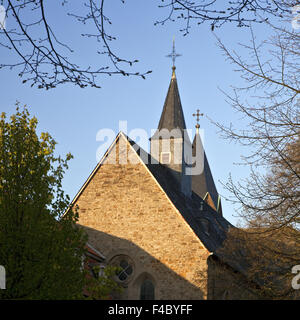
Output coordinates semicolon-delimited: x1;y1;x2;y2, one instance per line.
110;255;135;284
140;278;155;300
132;272;156;300
118;259;133;281
160;152;171;164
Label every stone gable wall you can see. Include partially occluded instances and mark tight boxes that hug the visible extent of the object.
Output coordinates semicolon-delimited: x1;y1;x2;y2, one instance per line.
74;134;210;299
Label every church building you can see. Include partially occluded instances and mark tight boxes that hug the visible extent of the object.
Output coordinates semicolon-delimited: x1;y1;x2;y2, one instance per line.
71;53;258;299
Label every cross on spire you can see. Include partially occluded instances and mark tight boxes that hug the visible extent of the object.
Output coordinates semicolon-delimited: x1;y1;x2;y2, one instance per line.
166;37;181;69
193;109;204;132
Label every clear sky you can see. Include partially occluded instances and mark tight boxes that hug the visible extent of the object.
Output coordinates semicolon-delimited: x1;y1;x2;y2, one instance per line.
0;1;286;225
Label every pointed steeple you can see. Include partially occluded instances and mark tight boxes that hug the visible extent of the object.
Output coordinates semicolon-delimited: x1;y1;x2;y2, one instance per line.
150;40;192;197
156;66;186;133
192;125;222;215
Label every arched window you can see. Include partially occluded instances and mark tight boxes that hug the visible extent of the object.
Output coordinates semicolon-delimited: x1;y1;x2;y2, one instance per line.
140;279;155;300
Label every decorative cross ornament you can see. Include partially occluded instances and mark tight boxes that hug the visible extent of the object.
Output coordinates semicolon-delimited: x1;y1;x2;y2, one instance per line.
193;109;204;129
166;37;181;68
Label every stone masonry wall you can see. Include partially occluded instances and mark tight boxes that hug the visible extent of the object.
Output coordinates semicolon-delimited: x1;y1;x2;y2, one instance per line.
74;134;210;299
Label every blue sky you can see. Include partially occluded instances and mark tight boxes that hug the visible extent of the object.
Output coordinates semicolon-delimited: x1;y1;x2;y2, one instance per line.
0;1;286;225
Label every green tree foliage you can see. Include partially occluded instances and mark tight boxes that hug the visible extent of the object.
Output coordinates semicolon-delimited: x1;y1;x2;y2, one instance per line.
0;103;88;299
86;265;123;300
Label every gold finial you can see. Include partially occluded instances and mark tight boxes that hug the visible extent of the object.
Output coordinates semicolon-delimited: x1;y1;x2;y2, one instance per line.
193;109;204;133
172;65;176;79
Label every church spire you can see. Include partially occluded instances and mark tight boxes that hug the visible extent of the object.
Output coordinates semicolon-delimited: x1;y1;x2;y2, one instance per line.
155;39;186;134
191;111;223;215
150;40;192;197
156;70;186;132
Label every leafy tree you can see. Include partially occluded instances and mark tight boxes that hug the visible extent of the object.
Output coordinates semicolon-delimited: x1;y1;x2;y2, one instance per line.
85;265;123;300
0;103;88;299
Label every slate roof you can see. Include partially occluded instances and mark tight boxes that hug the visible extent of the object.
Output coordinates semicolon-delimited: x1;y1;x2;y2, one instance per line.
151;69;186;139
126;134;233;253
150;68;221;214
127;135;260;281
71;67;241;274
132;67;229;252
192;132;220;212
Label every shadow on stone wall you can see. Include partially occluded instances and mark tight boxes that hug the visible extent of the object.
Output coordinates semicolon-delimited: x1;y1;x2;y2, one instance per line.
207;254;260;300
80;225;205;300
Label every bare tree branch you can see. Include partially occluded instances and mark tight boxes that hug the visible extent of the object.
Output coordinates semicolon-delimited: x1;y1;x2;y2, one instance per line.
0;0;152;89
